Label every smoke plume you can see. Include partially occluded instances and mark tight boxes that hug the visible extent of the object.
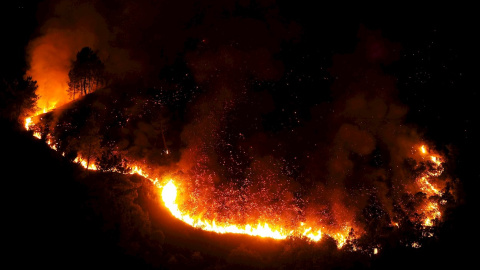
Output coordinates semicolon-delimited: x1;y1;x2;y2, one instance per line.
28;0;454;254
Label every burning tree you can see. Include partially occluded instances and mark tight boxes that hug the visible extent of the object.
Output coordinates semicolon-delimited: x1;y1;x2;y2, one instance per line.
67;47;105;100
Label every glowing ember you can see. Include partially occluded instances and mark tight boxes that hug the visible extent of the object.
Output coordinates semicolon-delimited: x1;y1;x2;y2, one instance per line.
431;156;442;166
158;179;359;246
162;180;289;240
411;242;421;248
419;176;442;196
24;117;450;249
16;14;461;263
46;137;57;151
22;105;451;251
154;146;446;246
414;145;446;227
423;202;441;227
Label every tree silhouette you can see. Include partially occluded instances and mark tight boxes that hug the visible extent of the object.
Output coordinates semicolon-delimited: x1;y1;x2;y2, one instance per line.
68;47;105;100
0;76;38;122
66;114;102;170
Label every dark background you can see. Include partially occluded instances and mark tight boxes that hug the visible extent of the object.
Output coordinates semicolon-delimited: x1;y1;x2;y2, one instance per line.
1;1;478;269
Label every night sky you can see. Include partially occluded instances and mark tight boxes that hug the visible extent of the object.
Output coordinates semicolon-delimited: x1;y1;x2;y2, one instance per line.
1;1;478;269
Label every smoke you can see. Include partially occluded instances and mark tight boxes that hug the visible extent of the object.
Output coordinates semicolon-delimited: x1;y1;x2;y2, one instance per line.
26;0;143;111
27;0;303;112
170;24;451;240
26;1;100;110
28;0;454;254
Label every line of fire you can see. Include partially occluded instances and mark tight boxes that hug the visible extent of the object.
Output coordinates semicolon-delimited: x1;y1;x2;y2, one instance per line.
23;42;454;257
4;2;470;268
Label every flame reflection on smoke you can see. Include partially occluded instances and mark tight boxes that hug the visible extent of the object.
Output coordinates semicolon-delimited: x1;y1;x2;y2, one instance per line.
24;115;450;252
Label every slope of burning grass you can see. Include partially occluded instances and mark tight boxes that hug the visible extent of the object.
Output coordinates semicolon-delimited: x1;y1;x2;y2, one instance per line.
1;119;357;269
20;30;460;263
3;121;473;269
29;84;185;169
26;76;458;253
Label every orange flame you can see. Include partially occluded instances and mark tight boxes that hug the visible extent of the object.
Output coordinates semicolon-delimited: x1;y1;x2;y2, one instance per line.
159;179;357;246
24;103;57;132
415;145;445;227
74;156;98;170
25;117;32;130
162;180;289;240
33;132;41;139
23;109;449;251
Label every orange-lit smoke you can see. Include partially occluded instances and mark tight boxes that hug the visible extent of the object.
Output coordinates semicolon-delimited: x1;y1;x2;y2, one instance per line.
27;32;85;111
25;1;110;113
22;2;457;255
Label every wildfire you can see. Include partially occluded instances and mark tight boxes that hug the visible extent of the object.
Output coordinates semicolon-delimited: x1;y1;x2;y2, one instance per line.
23;109;450;252
24;102;57;131
33;131;41;139
46;136;57;151
414;145;446;228
25;117;32;130
301;225;322;242
419;176;442;196
155;146;444;247
42;102;57;114
161;180;330;241
431;156;442;166
162;180;288;239
73;156;98;170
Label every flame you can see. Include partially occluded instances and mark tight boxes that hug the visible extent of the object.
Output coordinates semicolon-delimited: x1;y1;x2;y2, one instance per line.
46;136;57;151
33;132;42;139
415;145;445;227
42;102;57;114
423;202;441;227
302;226;322;242
74;156;98;170
22;109;450;250
159;179;357;246
431;156;442;166
419;176;442;196
411;242;421;248
162;180;289;240
131;166;148;177
24;103;57;132
25;117;32;130
330;230;349;248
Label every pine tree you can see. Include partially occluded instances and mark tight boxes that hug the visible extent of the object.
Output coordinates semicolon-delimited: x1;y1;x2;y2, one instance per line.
68;47;105;100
